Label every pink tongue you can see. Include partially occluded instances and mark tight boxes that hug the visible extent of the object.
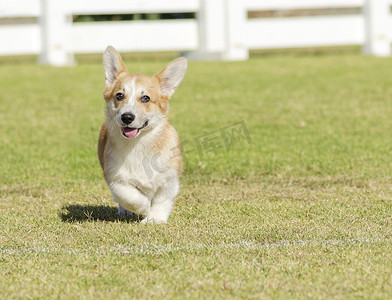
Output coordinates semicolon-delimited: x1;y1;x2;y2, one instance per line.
123;127;138;138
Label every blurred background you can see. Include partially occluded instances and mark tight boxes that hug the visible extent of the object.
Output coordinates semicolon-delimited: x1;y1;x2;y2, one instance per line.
0;0;391;65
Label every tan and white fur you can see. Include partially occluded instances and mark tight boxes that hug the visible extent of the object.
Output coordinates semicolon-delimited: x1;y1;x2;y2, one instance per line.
98;46;187;224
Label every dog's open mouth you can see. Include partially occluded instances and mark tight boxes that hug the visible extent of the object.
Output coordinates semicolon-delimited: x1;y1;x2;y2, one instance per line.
122;121;148;138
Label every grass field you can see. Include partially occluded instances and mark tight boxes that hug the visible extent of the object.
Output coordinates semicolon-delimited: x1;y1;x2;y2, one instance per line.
1;52;392;299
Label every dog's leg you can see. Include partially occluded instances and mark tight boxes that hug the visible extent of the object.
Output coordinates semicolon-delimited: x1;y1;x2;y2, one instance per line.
142;178;179;224
109;183;150;216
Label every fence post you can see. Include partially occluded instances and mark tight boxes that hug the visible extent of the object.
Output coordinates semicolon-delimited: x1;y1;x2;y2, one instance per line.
362;0;391;56
39;0;75;65
224;0;249;60
184;0;226;60
184;0;248;61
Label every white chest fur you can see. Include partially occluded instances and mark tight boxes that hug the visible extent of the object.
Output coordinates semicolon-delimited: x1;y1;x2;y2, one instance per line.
104;125;178;198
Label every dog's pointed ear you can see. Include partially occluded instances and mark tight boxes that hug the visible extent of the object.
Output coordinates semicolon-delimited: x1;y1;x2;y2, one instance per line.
154;57;187;99
103;46;127;87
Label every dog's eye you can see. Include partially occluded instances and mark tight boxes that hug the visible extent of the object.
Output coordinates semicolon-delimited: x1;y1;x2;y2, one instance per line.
141;95;150;103
116;93;124;101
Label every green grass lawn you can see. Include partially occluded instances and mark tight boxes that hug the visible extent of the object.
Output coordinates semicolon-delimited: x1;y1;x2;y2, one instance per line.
1;53;392;299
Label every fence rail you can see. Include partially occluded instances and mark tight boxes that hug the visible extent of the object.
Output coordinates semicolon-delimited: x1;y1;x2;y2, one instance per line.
245;0;364;10
0;0;391;65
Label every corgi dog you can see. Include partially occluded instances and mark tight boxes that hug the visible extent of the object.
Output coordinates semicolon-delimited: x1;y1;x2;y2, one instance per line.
98;46;187;224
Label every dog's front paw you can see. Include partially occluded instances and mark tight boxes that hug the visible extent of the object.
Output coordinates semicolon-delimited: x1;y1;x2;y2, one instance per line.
118;205;134;216
141;216;167;224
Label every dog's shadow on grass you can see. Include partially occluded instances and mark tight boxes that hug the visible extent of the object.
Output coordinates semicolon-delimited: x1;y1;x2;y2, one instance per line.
60;204;141;223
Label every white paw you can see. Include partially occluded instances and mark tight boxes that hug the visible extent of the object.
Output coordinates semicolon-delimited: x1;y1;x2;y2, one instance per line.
140;216;167;224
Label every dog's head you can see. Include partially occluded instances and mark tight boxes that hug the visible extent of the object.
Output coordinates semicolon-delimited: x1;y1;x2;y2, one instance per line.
102;46;187;139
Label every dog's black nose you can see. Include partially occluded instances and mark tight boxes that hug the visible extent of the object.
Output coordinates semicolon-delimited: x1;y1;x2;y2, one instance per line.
121;113;135;125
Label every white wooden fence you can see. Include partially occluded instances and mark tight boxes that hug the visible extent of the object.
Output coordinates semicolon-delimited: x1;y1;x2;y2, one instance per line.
0;0;391;65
